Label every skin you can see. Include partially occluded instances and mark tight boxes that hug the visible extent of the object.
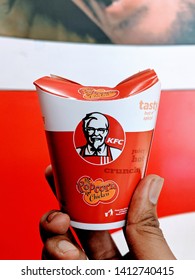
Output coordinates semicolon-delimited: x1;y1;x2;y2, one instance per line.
39;165;176;260
73;0;195;44
0;0;107;42
1;0;195;43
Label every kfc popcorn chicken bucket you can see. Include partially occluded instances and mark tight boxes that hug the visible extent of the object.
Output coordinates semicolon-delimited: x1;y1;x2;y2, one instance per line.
34;69;161;230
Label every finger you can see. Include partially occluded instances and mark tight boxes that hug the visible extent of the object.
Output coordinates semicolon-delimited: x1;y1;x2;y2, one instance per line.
40;210;87;260
42;235;87;260
72;0;101;27
45;165;56;196
89;0;107;22
39;210;71;242
125;174;176;260
44;166;121;259
75;228;122;260
105;0;137;18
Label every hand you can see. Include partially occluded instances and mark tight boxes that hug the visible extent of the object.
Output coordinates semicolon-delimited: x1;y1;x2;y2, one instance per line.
40;165;176;259
72;0;190;44
72;0;144;44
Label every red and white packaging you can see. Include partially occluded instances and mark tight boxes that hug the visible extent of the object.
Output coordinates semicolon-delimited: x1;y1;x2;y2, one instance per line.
34;69;161;230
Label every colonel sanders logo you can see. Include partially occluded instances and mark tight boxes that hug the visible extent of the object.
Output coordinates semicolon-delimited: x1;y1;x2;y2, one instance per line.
74;112;125;165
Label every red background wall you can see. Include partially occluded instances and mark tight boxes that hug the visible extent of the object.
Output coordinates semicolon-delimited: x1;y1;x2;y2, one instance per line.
0;90;195;259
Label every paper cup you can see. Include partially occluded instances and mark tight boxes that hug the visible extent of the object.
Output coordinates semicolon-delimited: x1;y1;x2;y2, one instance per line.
34;69;161;230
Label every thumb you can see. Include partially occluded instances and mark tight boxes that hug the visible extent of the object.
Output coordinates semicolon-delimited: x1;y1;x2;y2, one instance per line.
125;174;176;260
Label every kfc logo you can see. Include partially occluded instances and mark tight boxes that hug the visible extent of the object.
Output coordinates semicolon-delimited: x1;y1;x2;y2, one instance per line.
74;112;125;165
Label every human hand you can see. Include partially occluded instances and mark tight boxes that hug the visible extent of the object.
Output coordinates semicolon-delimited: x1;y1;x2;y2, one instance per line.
40;165;176;259
72;0;188;44
72;0;141;44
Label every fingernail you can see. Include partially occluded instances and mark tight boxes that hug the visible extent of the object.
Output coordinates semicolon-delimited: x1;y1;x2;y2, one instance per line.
57;240;77;254
46;211;60;223
149;176;164;204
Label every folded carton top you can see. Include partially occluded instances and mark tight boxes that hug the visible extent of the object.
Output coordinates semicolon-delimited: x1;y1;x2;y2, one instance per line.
34;69;159;101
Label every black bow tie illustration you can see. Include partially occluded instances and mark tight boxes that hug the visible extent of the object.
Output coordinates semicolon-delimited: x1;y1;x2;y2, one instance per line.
90;147;101;155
